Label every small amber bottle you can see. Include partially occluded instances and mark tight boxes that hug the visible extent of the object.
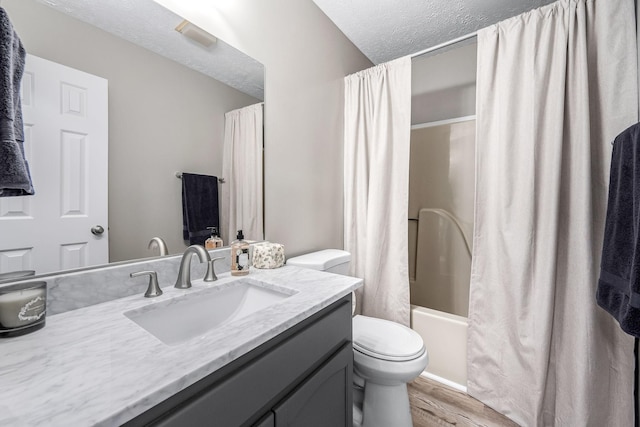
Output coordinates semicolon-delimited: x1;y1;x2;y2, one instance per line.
205;227;224;249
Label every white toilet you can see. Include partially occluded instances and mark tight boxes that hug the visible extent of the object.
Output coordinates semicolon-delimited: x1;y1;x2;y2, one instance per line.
286;249;429;427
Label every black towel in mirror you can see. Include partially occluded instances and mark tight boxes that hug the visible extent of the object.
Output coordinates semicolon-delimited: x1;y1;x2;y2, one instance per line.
0;8;34;197
181;173;219;246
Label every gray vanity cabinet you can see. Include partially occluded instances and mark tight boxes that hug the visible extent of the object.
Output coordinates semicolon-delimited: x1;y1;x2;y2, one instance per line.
125;295;353;427
253;413;274;427
251;344;352;427
272;343;352;426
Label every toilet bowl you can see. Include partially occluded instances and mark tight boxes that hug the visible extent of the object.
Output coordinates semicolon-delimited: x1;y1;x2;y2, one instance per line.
286;250;429;427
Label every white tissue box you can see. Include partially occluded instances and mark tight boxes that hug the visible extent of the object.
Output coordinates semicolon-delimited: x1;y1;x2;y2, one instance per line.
252;242;285;269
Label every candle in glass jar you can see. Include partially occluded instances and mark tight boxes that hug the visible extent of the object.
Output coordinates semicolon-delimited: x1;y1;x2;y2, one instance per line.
0;281;47;331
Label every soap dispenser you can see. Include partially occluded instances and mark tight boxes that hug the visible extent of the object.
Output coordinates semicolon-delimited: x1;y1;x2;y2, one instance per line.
205;227;224;249
231;230;250;276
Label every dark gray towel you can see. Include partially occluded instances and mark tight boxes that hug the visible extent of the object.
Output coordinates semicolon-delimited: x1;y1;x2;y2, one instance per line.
597;122;640;337
181;173;219;246
0;8;33;197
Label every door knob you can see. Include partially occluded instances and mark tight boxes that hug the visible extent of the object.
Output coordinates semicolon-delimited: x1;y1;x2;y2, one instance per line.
91;225;105;235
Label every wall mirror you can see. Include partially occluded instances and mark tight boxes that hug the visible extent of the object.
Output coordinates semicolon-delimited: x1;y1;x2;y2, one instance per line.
0;0;265;277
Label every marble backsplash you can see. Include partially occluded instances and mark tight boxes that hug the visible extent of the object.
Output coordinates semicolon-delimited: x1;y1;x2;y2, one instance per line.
0;247;231;316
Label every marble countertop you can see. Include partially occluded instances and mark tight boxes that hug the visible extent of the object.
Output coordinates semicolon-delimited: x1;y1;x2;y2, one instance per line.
0;266;362;427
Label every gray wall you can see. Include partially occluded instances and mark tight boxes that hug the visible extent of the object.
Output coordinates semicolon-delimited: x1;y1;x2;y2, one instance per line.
154;0;373;257
3;0;260;262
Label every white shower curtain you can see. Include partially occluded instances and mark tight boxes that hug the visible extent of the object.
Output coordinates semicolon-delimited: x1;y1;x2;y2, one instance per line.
220;103;264;245
468;0;638;425
344;57;412;326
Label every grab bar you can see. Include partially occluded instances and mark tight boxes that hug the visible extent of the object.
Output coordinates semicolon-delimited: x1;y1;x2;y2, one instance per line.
412;208;472;259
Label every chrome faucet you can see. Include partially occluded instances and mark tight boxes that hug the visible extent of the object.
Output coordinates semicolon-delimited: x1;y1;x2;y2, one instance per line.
175;245;211;289
130;270;163;298
148;237;169;256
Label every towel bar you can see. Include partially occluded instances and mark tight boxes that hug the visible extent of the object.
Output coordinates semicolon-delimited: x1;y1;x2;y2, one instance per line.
175;172;225;183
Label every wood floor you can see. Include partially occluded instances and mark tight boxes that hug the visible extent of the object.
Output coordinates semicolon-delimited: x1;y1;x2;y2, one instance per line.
408;376;520;427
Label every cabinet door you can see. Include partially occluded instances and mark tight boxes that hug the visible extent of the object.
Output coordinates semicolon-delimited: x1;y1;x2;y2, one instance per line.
273;344;353;427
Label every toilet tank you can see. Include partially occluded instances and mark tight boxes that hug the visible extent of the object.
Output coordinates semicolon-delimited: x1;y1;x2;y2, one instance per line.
286;249;351;275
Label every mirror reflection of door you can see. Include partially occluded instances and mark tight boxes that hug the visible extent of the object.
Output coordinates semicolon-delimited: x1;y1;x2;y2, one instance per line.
2;0;265;267
0;54;108;275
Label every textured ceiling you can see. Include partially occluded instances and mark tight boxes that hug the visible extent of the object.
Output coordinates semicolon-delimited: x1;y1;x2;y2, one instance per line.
312;0;557;64
36;0;559;96
36;0;264;100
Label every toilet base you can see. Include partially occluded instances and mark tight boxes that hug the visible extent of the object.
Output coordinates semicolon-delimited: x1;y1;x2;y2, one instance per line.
354;382;412;427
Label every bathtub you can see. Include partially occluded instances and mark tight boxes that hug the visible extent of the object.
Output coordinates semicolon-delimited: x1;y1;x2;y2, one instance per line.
410;304;467;392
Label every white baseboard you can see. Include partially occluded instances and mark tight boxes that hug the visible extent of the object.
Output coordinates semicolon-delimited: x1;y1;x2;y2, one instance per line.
420;371;467;394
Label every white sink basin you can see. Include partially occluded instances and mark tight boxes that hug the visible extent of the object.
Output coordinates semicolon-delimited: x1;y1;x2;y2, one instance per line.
124;279;295;345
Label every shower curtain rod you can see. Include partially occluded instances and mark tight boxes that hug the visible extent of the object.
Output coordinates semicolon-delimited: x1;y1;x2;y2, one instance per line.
410;31;477;59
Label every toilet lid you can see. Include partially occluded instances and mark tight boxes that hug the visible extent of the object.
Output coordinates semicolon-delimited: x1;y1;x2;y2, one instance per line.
352;315;425;362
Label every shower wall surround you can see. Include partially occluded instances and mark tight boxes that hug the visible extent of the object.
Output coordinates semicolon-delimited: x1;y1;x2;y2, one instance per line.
0;248;231;316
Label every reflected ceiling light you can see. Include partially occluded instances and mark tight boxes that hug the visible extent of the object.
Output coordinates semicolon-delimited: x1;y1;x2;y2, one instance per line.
175;20;217;48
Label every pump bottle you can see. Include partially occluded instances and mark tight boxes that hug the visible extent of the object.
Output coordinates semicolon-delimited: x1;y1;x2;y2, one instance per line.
231;230;250;276
205;227;224;249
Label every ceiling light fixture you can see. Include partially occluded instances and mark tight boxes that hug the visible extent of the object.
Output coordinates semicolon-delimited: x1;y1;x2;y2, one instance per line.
175;20;217;48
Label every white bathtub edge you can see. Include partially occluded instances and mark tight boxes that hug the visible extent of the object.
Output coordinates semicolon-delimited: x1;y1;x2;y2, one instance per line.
411;304;468;386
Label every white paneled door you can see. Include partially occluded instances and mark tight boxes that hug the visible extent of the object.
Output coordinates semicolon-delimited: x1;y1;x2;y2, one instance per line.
0;55;108;275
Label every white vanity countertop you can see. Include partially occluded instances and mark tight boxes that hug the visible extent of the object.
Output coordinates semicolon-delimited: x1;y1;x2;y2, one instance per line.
0;266;362;427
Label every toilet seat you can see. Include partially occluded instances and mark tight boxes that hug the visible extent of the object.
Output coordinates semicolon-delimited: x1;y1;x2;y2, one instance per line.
352;315;425;362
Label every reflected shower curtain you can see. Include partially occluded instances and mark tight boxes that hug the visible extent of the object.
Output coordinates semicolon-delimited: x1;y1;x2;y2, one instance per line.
344;57;411;326
468;0;638;425
220;103;264;245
